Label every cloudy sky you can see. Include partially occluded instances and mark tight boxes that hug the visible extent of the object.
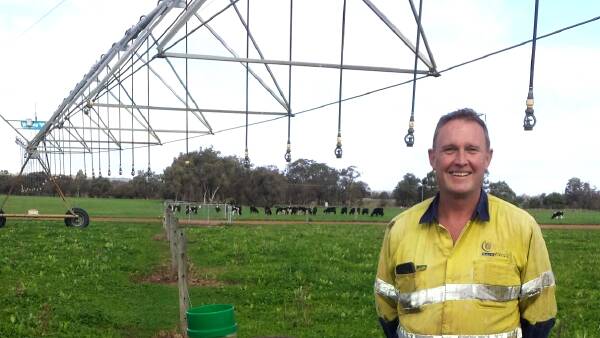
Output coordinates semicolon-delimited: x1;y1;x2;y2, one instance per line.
1;0;599;196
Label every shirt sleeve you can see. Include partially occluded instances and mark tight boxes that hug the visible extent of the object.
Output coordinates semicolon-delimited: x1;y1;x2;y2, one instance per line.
375;224;399;335
519;220;557;336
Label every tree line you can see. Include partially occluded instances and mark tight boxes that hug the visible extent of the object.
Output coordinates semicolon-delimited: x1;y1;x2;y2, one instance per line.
391;172;600;210
0;148;370;206
2;148;599;210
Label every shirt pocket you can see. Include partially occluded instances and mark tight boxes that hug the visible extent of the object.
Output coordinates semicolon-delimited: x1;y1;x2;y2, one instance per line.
474;259;520;285
395;272;417;293
473;259;520;308
395;272;420;311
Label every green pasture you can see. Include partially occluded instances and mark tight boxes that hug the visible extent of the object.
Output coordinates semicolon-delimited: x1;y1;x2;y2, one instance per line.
1;218;599;337
3;195;600;225
0;195;163;218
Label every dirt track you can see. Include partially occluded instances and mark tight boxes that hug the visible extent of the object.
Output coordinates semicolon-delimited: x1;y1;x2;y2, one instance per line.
90;216;600;229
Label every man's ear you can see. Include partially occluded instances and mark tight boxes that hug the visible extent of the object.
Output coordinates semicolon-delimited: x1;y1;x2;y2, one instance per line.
486;148;493;167
428;148;435;167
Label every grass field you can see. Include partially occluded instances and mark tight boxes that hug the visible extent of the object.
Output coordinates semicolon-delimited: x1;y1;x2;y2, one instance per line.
3;195;600;225
1;217;599;337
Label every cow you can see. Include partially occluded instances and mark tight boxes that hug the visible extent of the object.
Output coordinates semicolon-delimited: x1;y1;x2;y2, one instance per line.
276;207;287;215
186;205;199;214
250;206;259;214
551;211;564;219
361;208;369;215
231;205;242;216
312;207;318;215
349;207;356;215
299;206;311;215
341;207;348;215
323;206;336;215
371;207;384;217
215;206;221;213
264;206;272;215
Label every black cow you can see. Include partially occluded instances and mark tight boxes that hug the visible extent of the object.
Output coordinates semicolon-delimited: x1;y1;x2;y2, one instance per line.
371;207;384;217
312;207;318;215
323;206;336;215
215;206;221;213
551;211;564;219
349;207;356;215
264;206;272;215
341;207;348;215
361;208;369;215
250;206;259;214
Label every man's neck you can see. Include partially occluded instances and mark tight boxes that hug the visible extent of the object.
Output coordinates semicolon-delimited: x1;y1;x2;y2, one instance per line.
437;190;481;242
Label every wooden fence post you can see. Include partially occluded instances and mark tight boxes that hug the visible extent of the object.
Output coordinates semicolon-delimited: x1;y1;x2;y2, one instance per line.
175;226;190;337
164;209;178;278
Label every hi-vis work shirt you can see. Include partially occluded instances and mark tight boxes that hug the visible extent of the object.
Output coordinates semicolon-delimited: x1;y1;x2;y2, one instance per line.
375;191;556;338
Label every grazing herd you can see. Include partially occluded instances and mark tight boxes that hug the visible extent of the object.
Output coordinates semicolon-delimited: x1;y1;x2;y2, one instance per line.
245;205;385;217
167;203;385;217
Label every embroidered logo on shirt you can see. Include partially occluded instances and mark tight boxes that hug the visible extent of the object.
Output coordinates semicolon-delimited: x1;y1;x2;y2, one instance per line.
481;241;492;252
481;240;510;258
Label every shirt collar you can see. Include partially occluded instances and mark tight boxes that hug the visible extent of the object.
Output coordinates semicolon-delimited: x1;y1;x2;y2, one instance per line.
419;189;490;224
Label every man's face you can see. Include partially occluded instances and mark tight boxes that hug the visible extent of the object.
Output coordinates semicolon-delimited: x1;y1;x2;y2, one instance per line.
428;119;492;200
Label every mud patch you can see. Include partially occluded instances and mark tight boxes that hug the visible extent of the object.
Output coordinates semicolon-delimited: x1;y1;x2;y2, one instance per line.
153;329;183;338
152;233;166;241
134;264;229;287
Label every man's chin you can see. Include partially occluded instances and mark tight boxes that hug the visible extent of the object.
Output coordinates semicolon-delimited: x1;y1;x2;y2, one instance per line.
444;187;479;199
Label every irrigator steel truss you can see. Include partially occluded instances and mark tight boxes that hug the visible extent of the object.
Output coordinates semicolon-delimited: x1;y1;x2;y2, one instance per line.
1;0;439;225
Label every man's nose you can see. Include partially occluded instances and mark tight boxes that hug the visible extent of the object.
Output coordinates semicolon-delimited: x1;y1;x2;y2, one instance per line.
454;150;468;165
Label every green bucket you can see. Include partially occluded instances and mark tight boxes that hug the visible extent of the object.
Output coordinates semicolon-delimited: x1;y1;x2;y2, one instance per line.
186;304;237;338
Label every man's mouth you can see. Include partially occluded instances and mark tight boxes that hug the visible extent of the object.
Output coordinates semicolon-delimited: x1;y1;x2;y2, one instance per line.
449;171;471;177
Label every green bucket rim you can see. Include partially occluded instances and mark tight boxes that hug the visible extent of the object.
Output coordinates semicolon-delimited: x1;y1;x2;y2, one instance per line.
187;304;234;316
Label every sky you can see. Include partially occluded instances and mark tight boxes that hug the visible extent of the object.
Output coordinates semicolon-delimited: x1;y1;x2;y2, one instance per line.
1;0;600;196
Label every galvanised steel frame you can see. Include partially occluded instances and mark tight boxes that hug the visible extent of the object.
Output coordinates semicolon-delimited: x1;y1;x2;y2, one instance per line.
1;0;438;219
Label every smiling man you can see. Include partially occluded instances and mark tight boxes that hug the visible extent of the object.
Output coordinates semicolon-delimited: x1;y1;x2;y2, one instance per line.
374;108;556;338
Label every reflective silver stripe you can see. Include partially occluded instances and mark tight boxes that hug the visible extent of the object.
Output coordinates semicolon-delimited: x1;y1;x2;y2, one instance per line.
398;283;520;309
520;271;555;300
397;325;522;338
375;278;398;302
377;271;554;308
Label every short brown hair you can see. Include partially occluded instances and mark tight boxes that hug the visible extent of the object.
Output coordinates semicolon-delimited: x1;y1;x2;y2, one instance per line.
432;108;490;149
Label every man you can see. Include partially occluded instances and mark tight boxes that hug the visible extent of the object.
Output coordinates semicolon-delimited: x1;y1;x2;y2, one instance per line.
375;108;556;338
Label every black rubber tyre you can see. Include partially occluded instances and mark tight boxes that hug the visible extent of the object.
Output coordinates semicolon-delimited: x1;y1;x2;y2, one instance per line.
0;209;5;228
65;207;90;228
